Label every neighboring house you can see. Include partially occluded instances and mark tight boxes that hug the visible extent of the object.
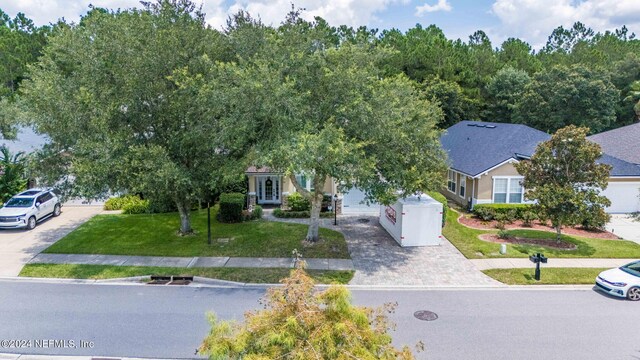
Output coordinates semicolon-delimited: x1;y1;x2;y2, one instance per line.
245;166;379;214
441;121;640;213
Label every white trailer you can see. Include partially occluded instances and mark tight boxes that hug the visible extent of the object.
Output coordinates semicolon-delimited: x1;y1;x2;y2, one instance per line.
379;194;443;247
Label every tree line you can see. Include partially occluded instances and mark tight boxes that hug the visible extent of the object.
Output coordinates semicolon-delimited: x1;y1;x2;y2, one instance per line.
0;1;638;237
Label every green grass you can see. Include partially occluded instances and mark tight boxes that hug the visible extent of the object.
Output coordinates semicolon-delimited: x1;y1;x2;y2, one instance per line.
44;209;349;259
483;268;607;285
19;263;354;284
444;209;640;259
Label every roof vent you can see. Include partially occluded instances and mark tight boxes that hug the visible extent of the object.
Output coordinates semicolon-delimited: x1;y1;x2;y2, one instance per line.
476;124;486;128
467;123;477;127
486;125;496;129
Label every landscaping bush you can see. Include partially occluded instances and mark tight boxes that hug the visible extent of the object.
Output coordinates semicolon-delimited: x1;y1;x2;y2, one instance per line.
581;207;610;230
521;210;538;227
287;192;311;211
427;191;448;227
473;203;533;221
251;205;263;220
219;193;245;223
273;208;334;218
121;198;150;214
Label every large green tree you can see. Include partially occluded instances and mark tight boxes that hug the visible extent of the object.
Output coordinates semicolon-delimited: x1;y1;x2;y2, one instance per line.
484;66;531;122
0;145;27;202
513;65;619;133
21;0;237;234
515;126;611;241
211;13;447;241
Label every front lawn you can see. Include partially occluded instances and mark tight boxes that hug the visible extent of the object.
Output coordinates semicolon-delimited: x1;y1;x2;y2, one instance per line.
44;209;349;259
444;209;640;259
19;263;354;284
482;268;607;285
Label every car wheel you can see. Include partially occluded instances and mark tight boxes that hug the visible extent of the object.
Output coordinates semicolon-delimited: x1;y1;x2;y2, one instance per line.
53;204;61;217
27;216;37;230
627;287;640;301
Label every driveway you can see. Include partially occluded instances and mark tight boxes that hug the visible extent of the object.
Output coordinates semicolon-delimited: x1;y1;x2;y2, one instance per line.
0;205;103;277
265;211;501;287
606;214;640;244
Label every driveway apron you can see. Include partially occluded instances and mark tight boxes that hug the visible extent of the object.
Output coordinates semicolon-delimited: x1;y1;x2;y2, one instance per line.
0;206;103;276
265;211;501;286
606;214;640;244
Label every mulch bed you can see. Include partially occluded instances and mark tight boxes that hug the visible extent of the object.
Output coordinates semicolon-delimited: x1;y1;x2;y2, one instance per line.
479;234;577;250
459;215;619;240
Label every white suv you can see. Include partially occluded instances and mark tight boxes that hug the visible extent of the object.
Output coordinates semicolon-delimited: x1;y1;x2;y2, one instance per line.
0;189;62;230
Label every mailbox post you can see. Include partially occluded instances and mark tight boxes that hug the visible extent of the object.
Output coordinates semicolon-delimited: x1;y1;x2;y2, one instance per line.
529;253;548;281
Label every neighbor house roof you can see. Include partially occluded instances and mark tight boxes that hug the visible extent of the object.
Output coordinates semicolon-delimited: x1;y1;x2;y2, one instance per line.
588;122;640;165
246;166;277;174
441;120;640;178
440;120;550;177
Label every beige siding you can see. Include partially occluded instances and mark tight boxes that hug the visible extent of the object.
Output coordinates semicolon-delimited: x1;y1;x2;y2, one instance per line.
248;175;256;193
476;162;521;201
608;177;640;183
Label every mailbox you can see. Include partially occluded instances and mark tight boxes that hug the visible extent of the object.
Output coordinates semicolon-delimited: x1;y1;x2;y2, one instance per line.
529;253;548;280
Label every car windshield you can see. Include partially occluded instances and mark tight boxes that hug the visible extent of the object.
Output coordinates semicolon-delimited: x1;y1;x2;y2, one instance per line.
620;261;640;278
3;197;35;208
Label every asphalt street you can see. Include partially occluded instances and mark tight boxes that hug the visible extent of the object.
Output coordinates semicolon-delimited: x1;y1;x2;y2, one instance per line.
0;280;638;359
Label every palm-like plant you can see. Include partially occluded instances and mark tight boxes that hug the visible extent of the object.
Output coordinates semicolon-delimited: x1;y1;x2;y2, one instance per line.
0;145;28;203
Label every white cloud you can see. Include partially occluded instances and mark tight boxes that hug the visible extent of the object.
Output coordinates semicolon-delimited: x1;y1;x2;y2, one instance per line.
415;0;452;17
491;0;640;48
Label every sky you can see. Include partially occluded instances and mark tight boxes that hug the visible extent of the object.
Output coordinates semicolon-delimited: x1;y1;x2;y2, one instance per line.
2;0;640;49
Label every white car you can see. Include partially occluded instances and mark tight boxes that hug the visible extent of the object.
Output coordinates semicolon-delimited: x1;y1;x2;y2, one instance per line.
595;260;640;301
0;189;62;230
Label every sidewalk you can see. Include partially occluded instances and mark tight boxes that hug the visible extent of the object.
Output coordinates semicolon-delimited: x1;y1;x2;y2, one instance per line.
28;253;355;271
471;258;638;271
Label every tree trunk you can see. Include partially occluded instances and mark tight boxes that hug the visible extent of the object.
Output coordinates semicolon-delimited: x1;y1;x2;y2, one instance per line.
555;224;562;242
176;199;193;235
306;193;323;242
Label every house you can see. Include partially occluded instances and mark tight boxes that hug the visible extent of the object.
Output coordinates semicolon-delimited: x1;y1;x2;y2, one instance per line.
245;166;379;214
440;121;640;213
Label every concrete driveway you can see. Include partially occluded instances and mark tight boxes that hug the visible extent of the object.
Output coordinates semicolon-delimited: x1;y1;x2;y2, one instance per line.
0;206;103;277
606;214;640;244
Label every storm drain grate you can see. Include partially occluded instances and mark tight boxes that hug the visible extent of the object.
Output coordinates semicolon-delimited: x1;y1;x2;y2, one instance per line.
357;218;370;223
148;275;193;285
414;310;438;321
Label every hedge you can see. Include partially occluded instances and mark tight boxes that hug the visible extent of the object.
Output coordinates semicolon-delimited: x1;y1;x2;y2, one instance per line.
473;203;533;222
287;192;311;211
104;195;150;214
219;193;245;223
273;208;334;218
427;191;448;227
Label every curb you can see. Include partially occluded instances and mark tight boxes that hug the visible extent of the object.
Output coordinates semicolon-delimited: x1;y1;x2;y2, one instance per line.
0;276;597;291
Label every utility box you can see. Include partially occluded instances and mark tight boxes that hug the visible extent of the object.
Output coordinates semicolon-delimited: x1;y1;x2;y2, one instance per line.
379;194;443;247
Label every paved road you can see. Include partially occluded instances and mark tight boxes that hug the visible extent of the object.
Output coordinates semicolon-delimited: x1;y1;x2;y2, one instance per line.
0;280;638;360
0;206;102;276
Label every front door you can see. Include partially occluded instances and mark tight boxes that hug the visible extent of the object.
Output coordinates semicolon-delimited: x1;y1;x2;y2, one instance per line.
257;176;281;204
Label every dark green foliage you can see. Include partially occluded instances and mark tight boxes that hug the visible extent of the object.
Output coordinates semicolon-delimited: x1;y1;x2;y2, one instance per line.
581;206;610;230
218;193;245;223
427;191;448;227
521;210;538;227
0;145;27;202
287;192;311;211
473;203;532;221
273;208;334;218
250;205;263;220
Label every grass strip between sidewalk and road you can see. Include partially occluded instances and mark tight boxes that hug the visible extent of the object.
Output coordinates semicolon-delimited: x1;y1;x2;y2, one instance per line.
44;209;349;259
19;263;355;284
443;209;640;259
482;268;608;285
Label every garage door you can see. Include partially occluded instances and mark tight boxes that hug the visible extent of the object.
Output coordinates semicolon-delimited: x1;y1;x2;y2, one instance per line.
601;182;640;213
342;187;379;214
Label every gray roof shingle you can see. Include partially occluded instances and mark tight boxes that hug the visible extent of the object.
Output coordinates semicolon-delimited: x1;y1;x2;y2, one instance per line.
441;120;640;178
588;122;640;165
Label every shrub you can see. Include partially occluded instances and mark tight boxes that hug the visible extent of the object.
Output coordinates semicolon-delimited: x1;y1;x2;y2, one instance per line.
104;195;136;210
273;208;334;218
121;198;150;214
494;213;508;229
521;211;538;227
581;206;610;230
427;191;448;227
287;192;311;211
473;203;533;221
251;205;263;220
497;229;513;240
219;193;245;223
